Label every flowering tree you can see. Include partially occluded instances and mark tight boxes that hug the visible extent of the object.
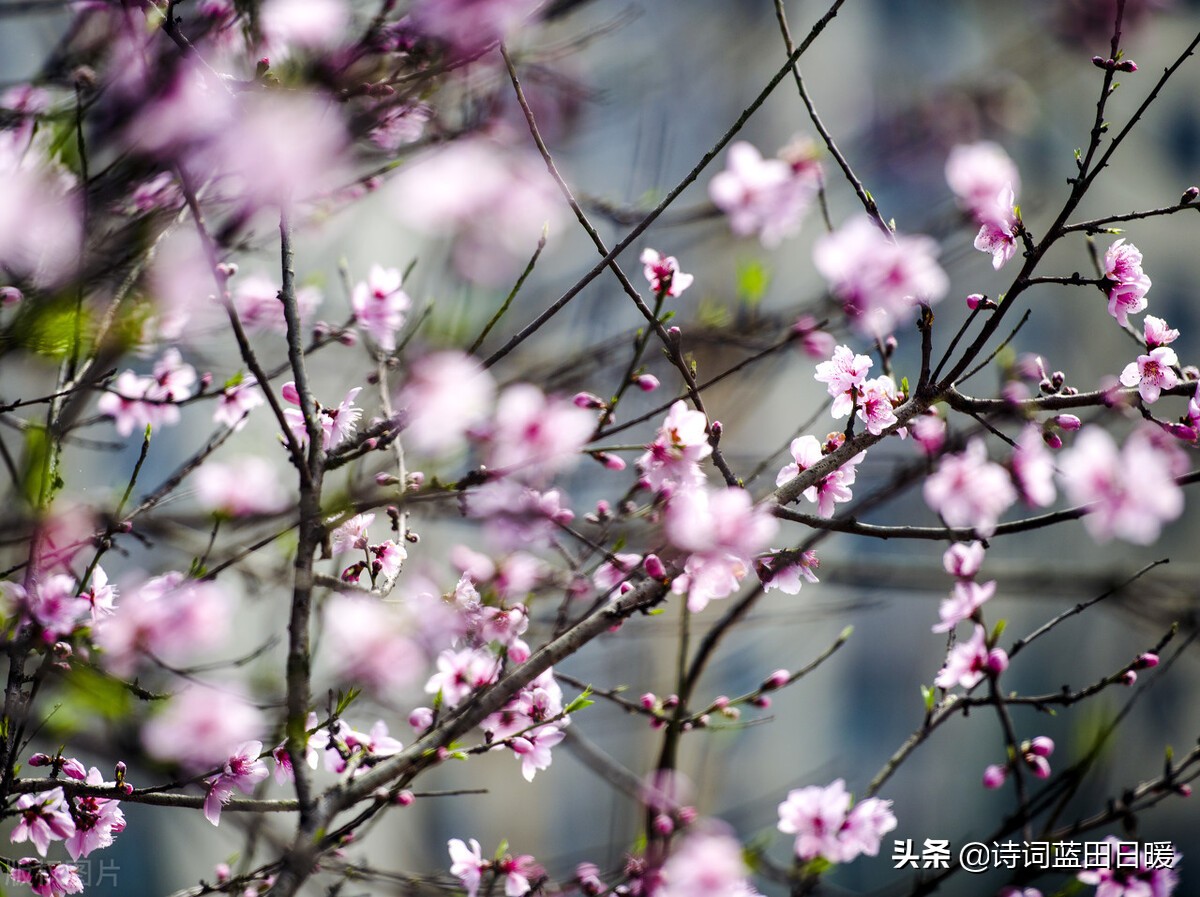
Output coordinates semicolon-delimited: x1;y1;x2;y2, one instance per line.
0;1;1197;896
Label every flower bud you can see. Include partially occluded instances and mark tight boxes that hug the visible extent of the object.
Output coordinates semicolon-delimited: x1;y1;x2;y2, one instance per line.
28;753;51;767
982;764;1008;789
634;374;660;392
966;293;984;310
215;863;231;883
662;694;679;709
644;554;666;579
1054;414;1082;431
408;706;434;730
61;758;86;780
1028;736;1054;757
375;472;400;486
1134;652;1159;670
639;693;657;710
751;695;771;709
652;814;674;836
573;392;606;410
1116;59;1138;72
1122;669;1138;686
678;805;699;825
986;648;1009;674
762;669;789;690
395;790;415;806
1182;186;1200;204
1092;55;1109;69
712;695;729;710
0;286;23;306
1042;431;1063;450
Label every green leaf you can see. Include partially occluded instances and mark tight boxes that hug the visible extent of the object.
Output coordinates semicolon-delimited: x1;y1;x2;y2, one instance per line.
899;376;910;396
565;688;595;715
735;259;771;307
335;687;362;716
921;684;935;712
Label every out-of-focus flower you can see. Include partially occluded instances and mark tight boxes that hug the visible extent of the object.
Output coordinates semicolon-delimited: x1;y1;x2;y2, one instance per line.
142;685;265;771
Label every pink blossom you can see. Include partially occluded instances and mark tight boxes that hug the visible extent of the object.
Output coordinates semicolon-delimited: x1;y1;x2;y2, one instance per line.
945;142;1021;219
203;741;269;826
660;828;757;897
195;458;290;517
484;385;593;480
271;713;321;785
934;624;991;690
776;435;865;518
759;550;820;595
777;779;897;863
1120;346;1178;404
1012;423;1057;507
79;565;118;621
231;275;322;334
213;377;264;430
709;141;820;246
95;572;231;676
463;481;575;550
932;580;996;633
1059;427;1184;544
142;685;265;771
1103;239;1152;326
322;595;424;694
282;382;362;451
665;487;779;612
24;575;91;639
813;215;949;337
814;346;873;418
352;265;411;352
637;400;712;493
330;513;375;555
911;411;947;456
1143;315;1179;348
11;788;76;856
511;724;565;782
97;371;158;437
943;541;985;579
10;860;84;897
593;553;644;598
390;138;561;284
448;838;486;897
484;668;565;741
923;439;1017;537
411;0;542;55
1077;836;1179;897
0;131;81;286
259;0;347;56
972;184;1020;270
372;540;408;580
426;647;501;708
399;351;496;456
199;91;349;211
857;376;899;435
640;248;694;297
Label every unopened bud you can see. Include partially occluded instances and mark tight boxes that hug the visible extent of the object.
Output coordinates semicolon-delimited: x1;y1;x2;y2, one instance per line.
644;554;666;579
1116;59;1138;72
1028;736;1055;757
751;695;771;709
639;693;657;710
375;472;400;486
652;814;674;836
1182;186;1200;204
1042;431;1063;450
982;764;1008;790
1122;669;1138;686
395;789;415;806
573;392;606;410
215;863;231;883
986;648;1009;674
662;694;679;709
409;706;434;730
1054;414;1082;431
1134;652;1160;670
28;753;52;767
634;374;660;392
763;669;789;690
0;286;24;306
1092;55;1110;69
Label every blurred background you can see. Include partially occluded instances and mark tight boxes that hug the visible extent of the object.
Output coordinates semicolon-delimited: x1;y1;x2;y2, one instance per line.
3;1;1200;895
